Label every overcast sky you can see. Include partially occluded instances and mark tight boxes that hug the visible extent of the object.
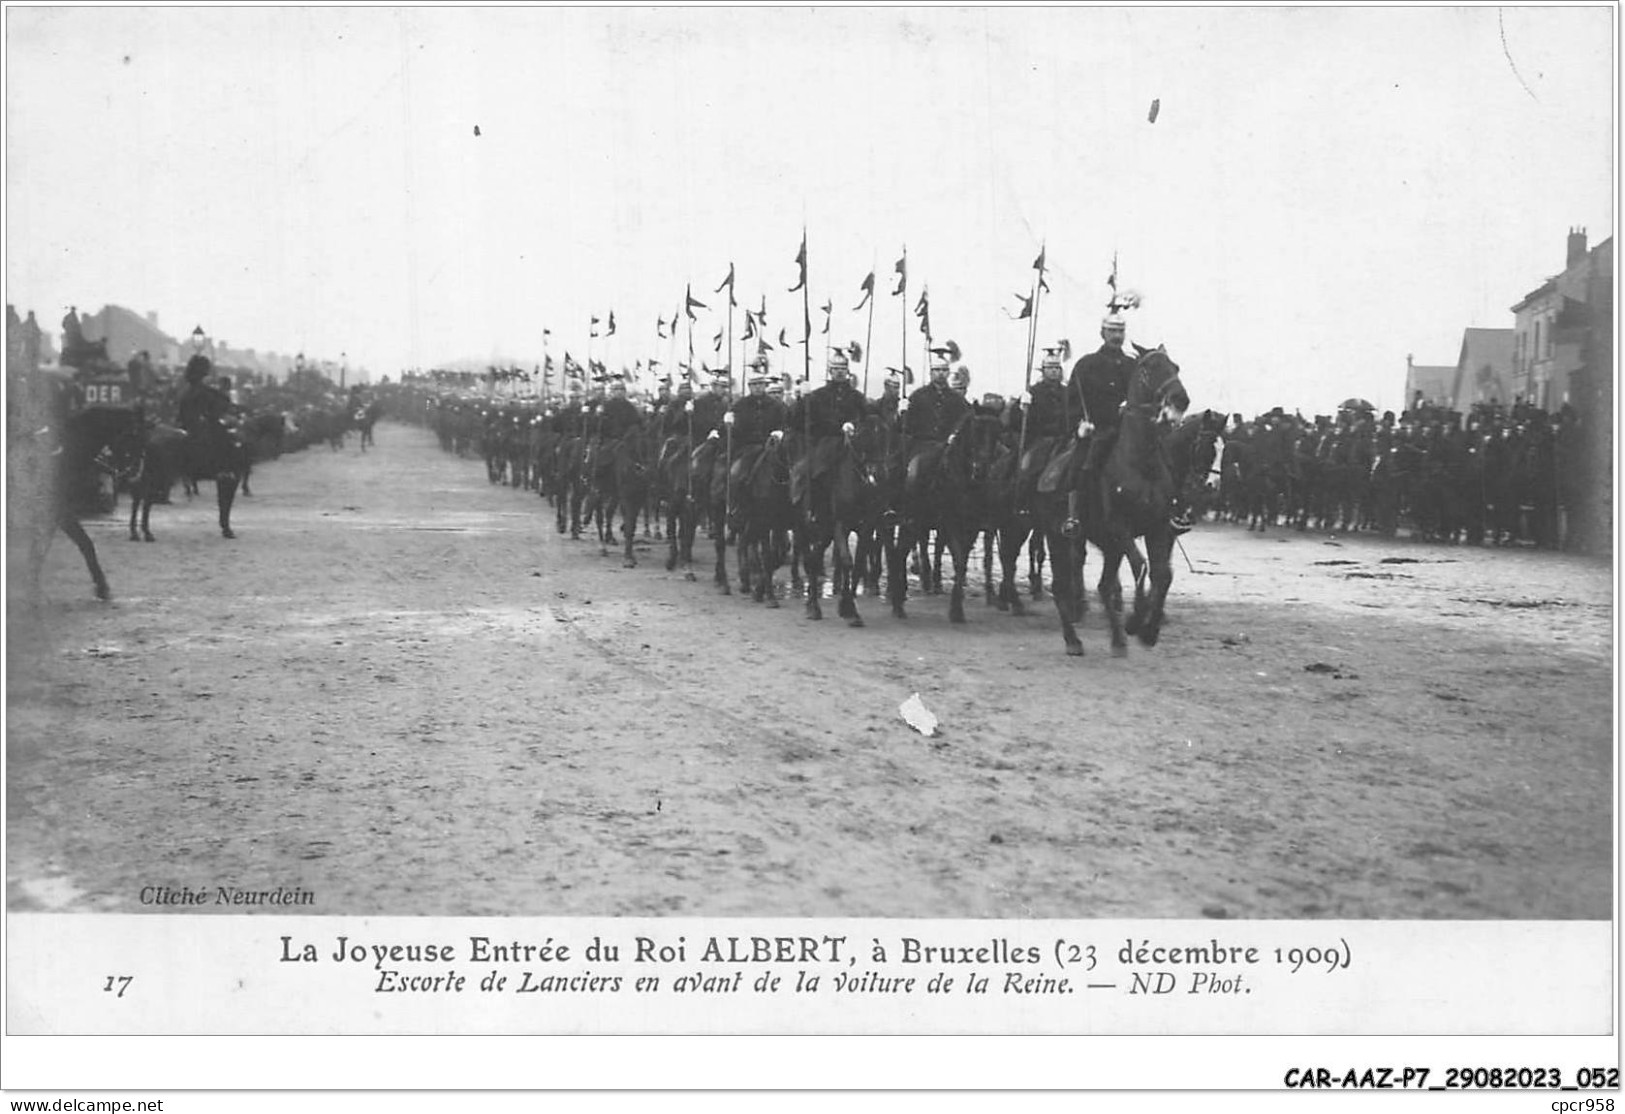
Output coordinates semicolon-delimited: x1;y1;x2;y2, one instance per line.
6;6;1614;415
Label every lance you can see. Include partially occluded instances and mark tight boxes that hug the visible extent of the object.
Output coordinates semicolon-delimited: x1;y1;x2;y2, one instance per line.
799;229;812;465
542;329;552;410
686;292;698;508
727;280;736;398
862;259;877;398
801;230;811;410
898;245;908;394
1018;255;1045;459
1017;282;1038;462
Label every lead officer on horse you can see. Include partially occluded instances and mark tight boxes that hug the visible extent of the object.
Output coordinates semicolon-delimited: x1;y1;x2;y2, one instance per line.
1065;311;1191;538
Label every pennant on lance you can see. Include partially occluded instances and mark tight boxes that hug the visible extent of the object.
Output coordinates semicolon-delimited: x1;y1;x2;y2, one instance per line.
788;234;807;293
853;271;875;311
715;262;737;307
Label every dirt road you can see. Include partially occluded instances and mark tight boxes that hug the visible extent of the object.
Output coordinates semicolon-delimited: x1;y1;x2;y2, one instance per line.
6;422;1613;919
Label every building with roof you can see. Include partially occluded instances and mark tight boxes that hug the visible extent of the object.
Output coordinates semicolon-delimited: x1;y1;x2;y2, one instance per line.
1450;327;1516;410
1403;356;1458;412
1511;228;1613;410
77;305;182;368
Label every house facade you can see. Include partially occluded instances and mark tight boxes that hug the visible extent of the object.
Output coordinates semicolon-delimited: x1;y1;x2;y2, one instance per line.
1510;229;1612;410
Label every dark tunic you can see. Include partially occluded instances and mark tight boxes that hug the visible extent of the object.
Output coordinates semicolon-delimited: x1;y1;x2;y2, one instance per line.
596;396;644;441
786;380;868;439
903;381;970;441
728;394;790;447
1022;378;1074;440
1068;344;1136;431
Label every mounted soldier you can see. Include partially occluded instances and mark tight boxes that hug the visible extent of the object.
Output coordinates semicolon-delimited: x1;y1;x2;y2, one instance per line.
783;344;868;510
1065;309;1191;539
871;369;905;428
904;342;970;446
728;352;789;450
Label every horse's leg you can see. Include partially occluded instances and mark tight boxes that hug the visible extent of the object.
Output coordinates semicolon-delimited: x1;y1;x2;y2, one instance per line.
887;523;913;619
664;496;681;571
802;533;824;621
218;473;239;539
1096;537;1129;656
1028;530;1046;600
680;494;699;581
948;525;971;624
1044;530;1082;655
982;526;999;607
1001;523;1028;616
1139;533;1175;648
1124;540;1151;637
128;494;141;541
59;513;111;600
835;527;862;626
622;498;639;568
713;502;731;594
140;495;156;542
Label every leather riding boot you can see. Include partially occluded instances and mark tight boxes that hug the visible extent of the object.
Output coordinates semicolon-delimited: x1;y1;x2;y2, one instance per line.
1063;489;1082;538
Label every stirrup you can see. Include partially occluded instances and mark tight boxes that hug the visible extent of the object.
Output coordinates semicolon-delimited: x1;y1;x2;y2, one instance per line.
1062;516;1081;539
1170;515;1192;536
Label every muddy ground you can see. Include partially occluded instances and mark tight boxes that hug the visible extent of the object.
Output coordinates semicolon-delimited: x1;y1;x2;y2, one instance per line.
6;422;1613;918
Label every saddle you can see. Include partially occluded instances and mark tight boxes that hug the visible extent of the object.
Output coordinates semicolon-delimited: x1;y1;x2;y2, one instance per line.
904;442;945;492
1037;444;1075;494
729;445;766;490
1017;435;1060;490
789;437;844;506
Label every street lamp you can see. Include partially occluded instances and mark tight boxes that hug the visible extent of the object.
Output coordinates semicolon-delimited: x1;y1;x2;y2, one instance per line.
191;325;206;355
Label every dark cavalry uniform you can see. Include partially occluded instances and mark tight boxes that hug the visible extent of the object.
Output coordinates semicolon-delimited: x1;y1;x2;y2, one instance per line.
787;378;868;439
1069;343;1136;433
595;395;643;441
728;393;790;447
870;389;901;428
691;392;728;439
903;380;970;442
660;394;698;436
1022;378;1073;440
177;380;233;429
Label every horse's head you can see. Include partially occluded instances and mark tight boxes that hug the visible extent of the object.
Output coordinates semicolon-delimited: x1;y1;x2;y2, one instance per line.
1128;344;1188;423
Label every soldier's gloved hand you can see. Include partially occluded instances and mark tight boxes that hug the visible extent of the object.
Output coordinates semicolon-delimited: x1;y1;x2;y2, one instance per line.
1078;419;1095;438
768;430;783;444
722;411;735;426
898;397;910;412
842;421;855;436
707;429;720;441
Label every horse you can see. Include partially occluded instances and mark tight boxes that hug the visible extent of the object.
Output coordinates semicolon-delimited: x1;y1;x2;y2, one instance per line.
110;414;185;543
236;410;287;498
10;385;129;602
583;432;649;567
1034;344;1191;656
887;412;1004;624
655;431;699;578
729;434;797;606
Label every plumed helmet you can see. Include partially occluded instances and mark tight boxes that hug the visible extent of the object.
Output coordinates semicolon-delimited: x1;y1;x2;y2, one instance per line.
1101;312;1127;331
826;347;850;374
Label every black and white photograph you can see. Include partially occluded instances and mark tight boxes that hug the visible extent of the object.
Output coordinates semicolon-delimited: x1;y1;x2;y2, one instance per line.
4;2;1616;1097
